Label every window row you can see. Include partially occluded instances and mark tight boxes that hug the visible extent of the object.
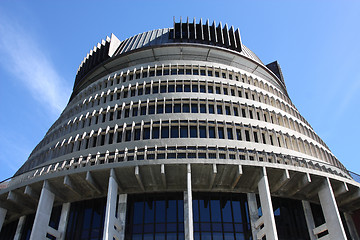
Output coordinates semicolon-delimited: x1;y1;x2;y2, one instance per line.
71;63;292;111
78;79;299;125
46;120;337;168
55;63;294;140
41;98;325;155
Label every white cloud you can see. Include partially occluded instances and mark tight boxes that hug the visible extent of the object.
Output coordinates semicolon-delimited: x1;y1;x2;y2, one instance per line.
0;14;71;116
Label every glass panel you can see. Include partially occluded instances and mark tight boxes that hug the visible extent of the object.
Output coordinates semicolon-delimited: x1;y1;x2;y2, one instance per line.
161;127;169;138
180;126;188;138
183;104;190;113
190;126;197;138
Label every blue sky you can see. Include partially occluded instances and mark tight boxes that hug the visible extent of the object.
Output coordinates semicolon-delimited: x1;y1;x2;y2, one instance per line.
0;1;360;181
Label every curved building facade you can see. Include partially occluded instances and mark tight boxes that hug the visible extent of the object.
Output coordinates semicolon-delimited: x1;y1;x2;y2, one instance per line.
1;18;360;240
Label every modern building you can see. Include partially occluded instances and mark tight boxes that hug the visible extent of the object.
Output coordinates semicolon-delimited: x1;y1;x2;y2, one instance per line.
0;18;360;240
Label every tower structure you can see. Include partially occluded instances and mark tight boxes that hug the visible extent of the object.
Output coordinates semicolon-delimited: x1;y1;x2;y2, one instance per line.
1;18;360;240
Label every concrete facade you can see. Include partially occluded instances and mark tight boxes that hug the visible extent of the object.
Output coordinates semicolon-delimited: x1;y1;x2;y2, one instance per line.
0;18;360;239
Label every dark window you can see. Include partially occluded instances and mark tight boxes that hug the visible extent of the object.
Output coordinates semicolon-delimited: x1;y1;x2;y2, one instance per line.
199;126;207;138
152;127;160;139
134;129;141;141
178;68;184;75
236;129;242;140
176;84;183;92
200;69;206;76
171;126;179;138
143;128;150;140
165;104;172;113
193;69;199;75
160;85;167;93
273;197;311;240
180;126;188;138
218;127;224;139
0;219;18;240
161;127;169;138
171;68;177;75
192;84;198;92
184;85;191;92
141;106;146;115
242;109;246;118
192;193;252;240
19;214;35;240
149;105;155;115
253;132;258;143
153;86;159;94
132;108;138;117
200;104;206;113
225;106;231;115
208;85;214;93
209;127;216;138
174;104;181;113
245;130;250;142
216;87;221;94
223;88;228;95
65;198;106;240
200;85;206;93
191;104;198;113
190;126;197;138
125;130;131;141
168;84;175;92
227;128;233;140
157;104;164;114
233;107;239;116
126;193;184;240
183;104;190;113
209;105;215;114
217;105;223;114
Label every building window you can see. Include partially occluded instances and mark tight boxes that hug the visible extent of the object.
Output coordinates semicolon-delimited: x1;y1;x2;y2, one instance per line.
192;193;252;240
65;198;106;240
126;193;184;240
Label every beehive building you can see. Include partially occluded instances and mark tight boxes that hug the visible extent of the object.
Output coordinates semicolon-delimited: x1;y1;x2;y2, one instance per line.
1;18;360;240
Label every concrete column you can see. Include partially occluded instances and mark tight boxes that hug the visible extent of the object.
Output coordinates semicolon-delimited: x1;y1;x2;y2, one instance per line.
14;216;26;240
301;201;316;240
117;194;127;240
258;167;278;240
318;178;347;240
0;207;6;232
30;181;55;240
247;193;259;240
344;212;360;240
184;164;194;240
103;169;120;240
58;203;71;240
